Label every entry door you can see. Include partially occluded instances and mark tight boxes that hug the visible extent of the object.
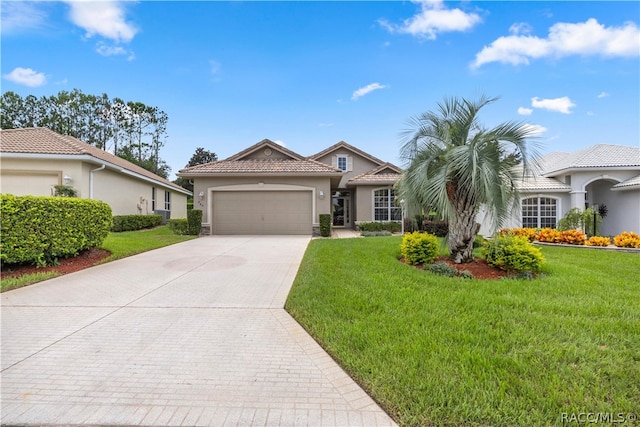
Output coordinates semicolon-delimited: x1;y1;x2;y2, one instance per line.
332;197;350;227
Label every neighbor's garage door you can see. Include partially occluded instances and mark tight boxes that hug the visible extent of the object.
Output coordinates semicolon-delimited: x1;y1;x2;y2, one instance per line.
212;191;312;235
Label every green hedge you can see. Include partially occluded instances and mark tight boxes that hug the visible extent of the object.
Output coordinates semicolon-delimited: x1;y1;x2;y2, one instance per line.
483;234;545;273
112;214;162;232
400;231;439;265
187;209;203;235
168;219;189;235
358;221;402;233
1;194;112;267
319;214;332;237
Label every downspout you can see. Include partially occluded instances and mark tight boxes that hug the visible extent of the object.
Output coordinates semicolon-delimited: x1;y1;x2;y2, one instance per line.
89;165;106;199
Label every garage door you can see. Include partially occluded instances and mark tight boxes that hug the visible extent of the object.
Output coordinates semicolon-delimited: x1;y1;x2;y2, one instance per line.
212;191;312;235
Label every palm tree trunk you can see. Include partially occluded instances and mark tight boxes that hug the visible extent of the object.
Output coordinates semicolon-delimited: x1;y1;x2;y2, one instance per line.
448;193;480;263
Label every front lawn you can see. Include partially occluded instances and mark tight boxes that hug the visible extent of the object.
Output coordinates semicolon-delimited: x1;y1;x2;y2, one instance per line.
285;236;640;427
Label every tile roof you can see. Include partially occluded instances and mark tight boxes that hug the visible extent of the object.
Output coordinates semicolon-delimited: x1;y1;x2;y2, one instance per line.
179;158;342;175
226;139;304;161
612;174;640;190
347;163;402;185
542;144;640;175
516;175;571;192
308;140;386;166
0;127;190;194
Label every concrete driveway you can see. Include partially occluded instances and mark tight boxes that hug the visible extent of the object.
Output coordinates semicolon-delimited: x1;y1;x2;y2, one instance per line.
1;236;396;426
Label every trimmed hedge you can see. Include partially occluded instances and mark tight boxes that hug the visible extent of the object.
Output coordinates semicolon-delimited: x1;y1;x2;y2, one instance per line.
422;220;449;237
483;234;544;273
187;209;203;235
112;214;162;232
319;214;332;237
358;221;402;233
168;219;189;235
1;194;112;267
400;231;439;265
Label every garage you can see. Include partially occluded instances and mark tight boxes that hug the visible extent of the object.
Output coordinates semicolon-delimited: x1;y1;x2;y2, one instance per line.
212;191;312;235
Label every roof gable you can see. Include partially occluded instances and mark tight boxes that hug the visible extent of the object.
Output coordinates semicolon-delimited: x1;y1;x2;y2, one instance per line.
347;163;402;186
308;141;386;166
226;139;304;161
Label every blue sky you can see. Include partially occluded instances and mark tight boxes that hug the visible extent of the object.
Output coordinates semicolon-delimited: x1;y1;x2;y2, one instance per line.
2;1;639;179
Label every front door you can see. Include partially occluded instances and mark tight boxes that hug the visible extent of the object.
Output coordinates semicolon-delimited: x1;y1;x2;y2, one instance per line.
332;193;351;227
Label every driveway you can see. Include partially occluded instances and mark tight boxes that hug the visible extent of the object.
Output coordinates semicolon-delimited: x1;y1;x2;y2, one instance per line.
1;236;396;426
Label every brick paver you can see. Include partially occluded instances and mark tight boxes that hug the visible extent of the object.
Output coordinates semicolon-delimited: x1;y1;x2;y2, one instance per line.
1;236;397;426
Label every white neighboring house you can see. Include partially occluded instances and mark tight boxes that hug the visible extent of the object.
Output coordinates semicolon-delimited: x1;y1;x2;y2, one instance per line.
0;127;191;219
479;144;640;236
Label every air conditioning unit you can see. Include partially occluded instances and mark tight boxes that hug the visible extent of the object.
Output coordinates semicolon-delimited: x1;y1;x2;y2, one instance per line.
154;210;171;224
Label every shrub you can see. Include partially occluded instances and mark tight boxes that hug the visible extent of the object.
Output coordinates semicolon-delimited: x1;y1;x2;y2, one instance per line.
427;262;457;277
53;185;78;197
558;229;586;245
361;231;392;237
400;232;439;265
613;231;640;248
359;221;401;233
422;220;448;237
557;207;601;237
483;234;544;273
537;228;561;243
187;209;203;235
112;214;162;232
473;234;486;248
499;227;538;242
168;219;189;235
1;194;112;267
585;236;611;247
458;270;474;280
319;214;332;237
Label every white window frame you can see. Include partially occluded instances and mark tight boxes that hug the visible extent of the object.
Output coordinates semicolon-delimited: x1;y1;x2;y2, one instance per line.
373;187;401;222
164;191;171;211
337;155;348;171
521;196;559;228
151;187;156;211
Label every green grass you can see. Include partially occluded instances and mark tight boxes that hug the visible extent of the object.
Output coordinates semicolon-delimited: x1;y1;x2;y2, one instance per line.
100;225;197;262
1;271;62;292
1;226;196;292
285;236;640;427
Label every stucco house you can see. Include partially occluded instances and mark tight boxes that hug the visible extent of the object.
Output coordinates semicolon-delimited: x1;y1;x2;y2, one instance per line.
480;144;640;236
177;139;402;235
0;127;191;218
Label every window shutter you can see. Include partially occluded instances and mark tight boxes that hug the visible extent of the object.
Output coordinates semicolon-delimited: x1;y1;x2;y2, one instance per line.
331;155;337;168
347;156;353;171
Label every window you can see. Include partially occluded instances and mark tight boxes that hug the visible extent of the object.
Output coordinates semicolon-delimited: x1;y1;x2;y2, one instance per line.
164;191;171;211
374;188;401;221
522;197;557;228
151;188;156;211
337;155;348;171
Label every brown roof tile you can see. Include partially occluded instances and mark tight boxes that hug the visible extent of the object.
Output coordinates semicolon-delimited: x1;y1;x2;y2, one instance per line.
180;158;342;175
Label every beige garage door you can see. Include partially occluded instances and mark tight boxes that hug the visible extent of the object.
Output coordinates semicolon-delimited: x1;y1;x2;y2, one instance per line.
212;191;312;235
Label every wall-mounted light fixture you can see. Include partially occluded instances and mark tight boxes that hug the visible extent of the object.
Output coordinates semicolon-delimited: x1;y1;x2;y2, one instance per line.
319;190;325;199
63;175;72;185
198;191;205;199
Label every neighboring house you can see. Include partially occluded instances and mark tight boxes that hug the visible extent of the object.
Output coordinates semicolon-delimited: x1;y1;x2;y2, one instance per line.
479;144;640;236
0;127;191;219
177;139;402;235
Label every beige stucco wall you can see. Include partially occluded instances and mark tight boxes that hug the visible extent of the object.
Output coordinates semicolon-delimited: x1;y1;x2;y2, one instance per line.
1;157;188;219
192;176;332;227
314;151;379;189
353;184;397;223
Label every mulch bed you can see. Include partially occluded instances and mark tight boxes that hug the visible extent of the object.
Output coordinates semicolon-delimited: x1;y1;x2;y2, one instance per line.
403;256;509;280
1;248;112;279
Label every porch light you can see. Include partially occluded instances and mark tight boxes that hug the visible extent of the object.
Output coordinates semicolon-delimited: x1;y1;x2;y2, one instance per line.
63;175;72;185
198;191;205;199
319;190;325;199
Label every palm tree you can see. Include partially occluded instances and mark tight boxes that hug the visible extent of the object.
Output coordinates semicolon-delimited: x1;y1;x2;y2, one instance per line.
398;95;539;263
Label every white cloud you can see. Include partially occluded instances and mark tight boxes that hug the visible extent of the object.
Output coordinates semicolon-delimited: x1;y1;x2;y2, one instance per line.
597;91;610;98
379;0;481;40
517;107;533;116
96;41;134;60
509;22;533;36
3;67;47;87
1;2;48;34
472;18;640;68
531;96;576;114
521;123;547;136
65;0;138;43
352;82;387;100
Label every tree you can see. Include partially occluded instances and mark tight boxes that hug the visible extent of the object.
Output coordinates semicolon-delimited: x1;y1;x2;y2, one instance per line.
173;147;218;191
398;95;539;263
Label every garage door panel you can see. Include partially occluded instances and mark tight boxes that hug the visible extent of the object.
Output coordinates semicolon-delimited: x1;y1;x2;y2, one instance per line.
212;191;312;235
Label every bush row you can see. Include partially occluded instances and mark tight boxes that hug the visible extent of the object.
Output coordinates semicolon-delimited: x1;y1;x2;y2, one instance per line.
112;214;162;232
1;194;112;267
500;228;640;248
358;221;401;233
167;210;203;236
403;219;449;236
319;214;332;237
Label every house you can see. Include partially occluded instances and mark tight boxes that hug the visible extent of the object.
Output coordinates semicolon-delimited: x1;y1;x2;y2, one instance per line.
177;139;402;235
480;144;640;236
0;127;191;219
